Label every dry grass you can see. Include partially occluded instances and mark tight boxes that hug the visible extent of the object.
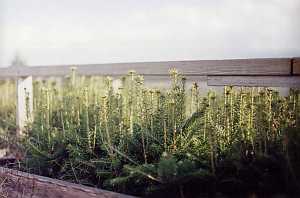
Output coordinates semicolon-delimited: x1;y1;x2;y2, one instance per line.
0;175;9;198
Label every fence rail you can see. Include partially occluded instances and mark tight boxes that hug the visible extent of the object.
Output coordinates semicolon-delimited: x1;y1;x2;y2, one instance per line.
1;57;299;77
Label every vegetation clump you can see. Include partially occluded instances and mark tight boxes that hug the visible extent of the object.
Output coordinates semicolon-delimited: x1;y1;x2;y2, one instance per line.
0;71;299;197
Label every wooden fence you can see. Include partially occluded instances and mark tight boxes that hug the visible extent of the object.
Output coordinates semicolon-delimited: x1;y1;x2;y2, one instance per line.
0;57;299;135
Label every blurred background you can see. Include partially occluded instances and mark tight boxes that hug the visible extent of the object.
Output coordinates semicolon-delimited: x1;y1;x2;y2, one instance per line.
0;0;299;67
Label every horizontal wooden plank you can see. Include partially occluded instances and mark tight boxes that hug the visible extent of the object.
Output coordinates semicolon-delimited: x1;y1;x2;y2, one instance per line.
142;75;208;89
203;58;291;75
0;67;18;78
0;167;136;198
0;58;295;78
143;75;207;82
293;58;300;75
207;76;300;87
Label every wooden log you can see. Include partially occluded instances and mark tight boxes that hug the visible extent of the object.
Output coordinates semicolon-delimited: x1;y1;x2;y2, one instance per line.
207;76;300;87
0;167;137;198
16;76;33;136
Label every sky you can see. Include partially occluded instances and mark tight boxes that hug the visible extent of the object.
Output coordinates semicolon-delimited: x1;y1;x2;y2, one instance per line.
0;0;299;67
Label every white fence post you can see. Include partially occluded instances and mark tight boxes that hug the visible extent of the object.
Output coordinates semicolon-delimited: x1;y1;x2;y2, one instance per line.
16;76;33;137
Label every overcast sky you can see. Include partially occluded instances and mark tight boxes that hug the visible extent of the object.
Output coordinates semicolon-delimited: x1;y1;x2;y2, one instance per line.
0;0;299;67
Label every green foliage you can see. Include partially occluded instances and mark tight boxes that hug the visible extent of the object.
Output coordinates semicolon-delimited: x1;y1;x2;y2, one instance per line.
0;70;299;197
158;153;178;182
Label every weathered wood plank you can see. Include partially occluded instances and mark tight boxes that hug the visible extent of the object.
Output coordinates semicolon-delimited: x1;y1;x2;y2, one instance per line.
143;75;207;82
0;58;294;77
293;58;300;75
207;76;300;87
0;67;18;78
203;58;291;75
0;167;136;198
142;75;208;89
